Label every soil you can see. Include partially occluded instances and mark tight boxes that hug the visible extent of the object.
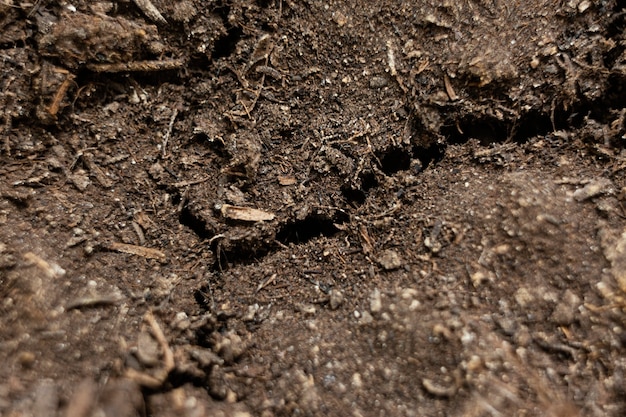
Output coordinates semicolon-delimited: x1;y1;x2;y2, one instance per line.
2;0;626;416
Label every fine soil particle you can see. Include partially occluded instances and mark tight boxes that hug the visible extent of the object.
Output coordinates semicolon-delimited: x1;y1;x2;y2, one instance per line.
2;0;626;416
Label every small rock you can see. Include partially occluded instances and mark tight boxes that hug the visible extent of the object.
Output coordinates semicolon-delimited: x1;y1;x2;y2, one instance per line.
243;304;260;321
424;236;442;253
369;76;388;88
369;288;382;314
172;312;190;330
31;380;58;417
18;351;36;368
495;316;518;336
297;371;320;413
377;249;403;270
329;289;343;310
578;0;591;13
70;170;90;191
214;331;246;364
600;227;626;292
296;303;316;315
66;379;98;417
514;287;534;308
573;178;613;201
471;269;493;287
136;327;160;367
190;348;224;368
359;311;373;325
97;379;144;417
551;290;581;325
208;366;227;400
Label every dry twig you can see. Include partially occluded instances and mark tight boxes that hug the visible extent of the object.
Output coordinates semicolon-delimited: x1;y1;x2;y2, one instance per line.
107;242;167;262
86;59;184;73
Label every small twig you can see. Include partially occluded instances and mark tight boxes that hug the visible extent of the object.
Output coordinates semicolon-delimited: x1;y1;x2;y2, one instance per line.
106;242;167;262
86;59;184;73
162;109;178;158
444;74;458;101
131;221;146;246
256;273;277;293
47;71;75;118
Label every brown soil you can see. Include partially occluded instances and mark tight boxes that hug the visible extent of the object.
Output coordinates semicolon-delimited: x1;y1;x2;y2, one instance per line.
2;0;626;416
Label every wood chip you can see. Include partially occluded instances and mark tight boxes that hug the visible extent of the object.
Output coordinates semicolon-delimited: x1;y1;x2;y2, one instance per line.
107;242;167;262
220;204;275;222
278;175;297;186
132;0;167;24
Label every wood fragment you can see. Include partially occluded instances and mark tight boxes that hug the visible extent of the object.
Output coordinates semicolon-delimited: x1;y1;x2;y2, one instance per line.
161;109;178;158
46;70;75;118
386;39;397;76
125;311;174;389
248;34;274;68
107;242;167;262
131;221;146;246
82;153;113;188
221;204;275;222
358;224;374;255
132;0;167;24
422;378;457;397
278;175;297;186
444;74;458;101
86;59;184;73
256;273;277;293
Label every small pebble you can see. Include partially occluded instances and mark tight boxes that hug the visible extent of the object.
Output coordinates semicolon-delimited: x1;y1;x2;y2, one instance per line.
551;290;581;325
514;287;534;308
369;76;388;88
573;178;613;201
369;288;382;314
377;249;403;270
329;289;344;310
18;351;36;368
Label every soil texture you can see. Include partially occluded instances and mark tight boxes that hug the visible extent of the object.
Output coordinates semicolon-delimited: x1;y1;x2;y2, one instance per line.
2;0;626;416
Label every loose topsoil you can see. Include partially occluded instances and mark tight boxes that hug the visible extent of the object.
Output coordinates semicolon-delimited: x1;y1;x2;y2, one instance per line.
2;0;626;416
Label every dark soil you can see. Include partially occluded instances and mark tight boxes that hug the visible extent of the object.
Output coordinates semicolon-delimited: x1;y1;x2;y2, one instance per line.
2;0;626;416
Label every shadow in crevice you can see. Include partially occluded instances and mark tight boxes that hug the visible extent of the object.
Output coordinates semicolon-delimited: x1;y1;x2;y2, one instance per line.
379;147;412;175
276;213;347;245
212;26;243;60
342;171;378;205
179;206;213;240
